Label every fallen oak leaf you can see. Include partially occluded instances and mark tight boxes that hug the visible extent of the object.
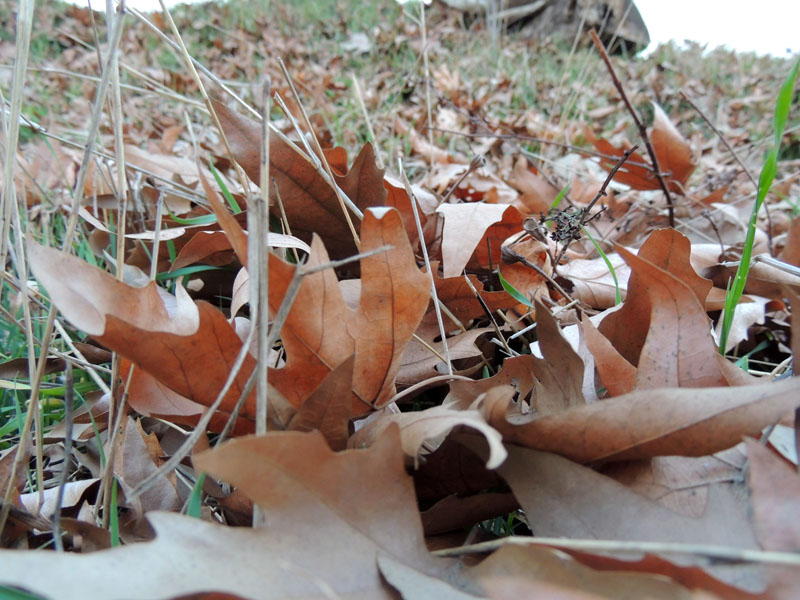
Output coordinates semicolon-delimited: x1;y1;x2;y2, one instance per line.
27;241;257;430
436;203;525;277
593;229;751;393
268;207;429;414
745;438;800;598
470;544;719;600
286;355;353;451
482;376;800;463
213;99;386;260
348;403;507;469
0;428;466;599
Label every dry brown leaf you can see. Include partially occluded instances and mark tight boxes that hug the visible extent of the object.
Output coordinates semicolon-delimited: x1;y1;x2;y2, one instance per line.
745;439;800;552
445;354;536;411
470;443;756;548
0;429;463;599
286;355;353;451
649;103;696;194
584;127;661;191
471;544;713;599
528;298;585;414
27;241;258;431
599;451;746;518
595;229;748;392
508;156;558;213
170;231;237;272
558;252;629;309
560;549;761;600
397;328;489;387
584;105;695;194
213;99;386;260
745;438;800;598
114;418;182;538
428;263;517;328
348;403;507;469
780;217;800;267
581;314;637;396
268;207;429;414
197;168;248;267
122;358;207;428
483;376;800;463
436;203;524;277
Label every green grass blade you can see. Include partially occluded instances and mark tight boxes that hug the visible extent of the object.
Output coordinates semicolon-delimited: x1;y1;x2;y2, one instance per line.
0;586;46;600
155;265;227;282
581;225;621;305
719;55;799;353
549;182;571;211
498;269;535;308
187;473;207;518
209;162;241;214
110;478;120;547
166;208;218;226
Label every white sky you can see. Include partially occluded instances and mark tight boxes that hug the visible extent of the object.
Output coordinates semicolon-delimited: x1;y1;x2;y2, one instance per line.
65;0;800;58
636;0;799;58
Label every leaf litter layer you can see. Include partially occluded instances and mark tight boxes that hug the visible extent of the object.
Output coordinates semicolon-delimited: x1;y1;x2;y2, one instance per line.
1;0;800;598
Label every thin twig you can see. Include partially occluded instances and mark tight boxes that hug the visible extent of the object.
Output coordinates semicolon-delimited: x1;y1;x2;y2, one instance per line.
255;78;271;438
501;245;575;305
427;127;655;172
590;29;676;228
156;0;251;198
431;535;800;567
441;154;485;204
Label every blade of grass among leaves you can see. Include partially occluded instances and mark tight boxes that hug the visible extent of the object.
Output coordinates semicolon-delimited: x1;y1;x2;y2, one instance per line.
718;55;800;353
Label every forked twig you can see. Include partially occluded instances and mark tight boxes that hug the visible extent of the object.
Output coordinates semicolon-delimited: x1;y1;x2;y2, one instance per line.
589;29;676;228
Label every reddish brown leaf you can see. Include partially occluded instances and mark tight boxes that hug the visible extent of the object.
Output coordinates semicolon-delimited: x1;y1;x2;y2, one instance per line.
198;168;248;267
0;429;462;599
581;314;636;396
562;550;760;600
268;208;429;414
27;242;257;431
595;229;747;392
170;231;237;272
428;263;517;329
213;99;386;259
471;544;712;599
483;376;800;463
286;355;353;451
745;438;800;552
650;102;696;194
436;203;524;277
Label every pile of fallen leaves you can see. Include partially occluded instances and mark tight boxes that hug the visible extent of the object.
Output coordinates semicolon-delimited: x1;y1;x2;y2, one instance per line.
2;1;800;598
